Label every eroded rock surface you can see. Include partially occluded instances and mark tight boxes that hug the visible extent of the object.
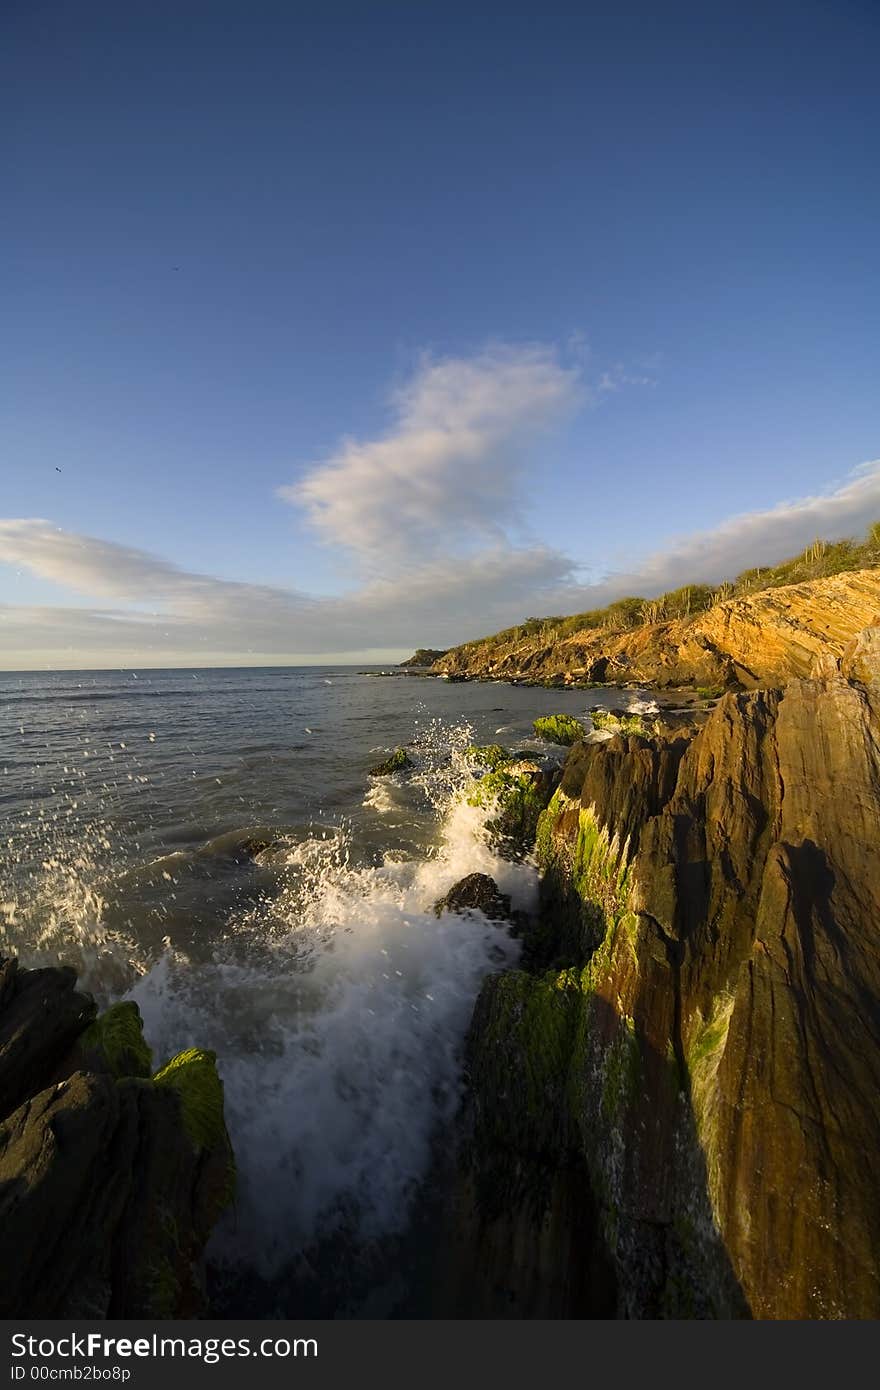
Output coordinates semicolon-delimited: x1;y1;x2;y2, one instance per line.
459;645;880;1318
436;570;880;690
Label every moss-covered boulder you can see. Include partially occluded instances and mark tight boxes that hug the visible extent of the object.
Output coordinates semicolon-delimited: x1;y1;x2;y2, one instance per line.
464;743;511;771
589;709;654;736
533;714;586;745
369;746;412;776
466;762;558;861
78;1001;153;1079
154;1048;231;1163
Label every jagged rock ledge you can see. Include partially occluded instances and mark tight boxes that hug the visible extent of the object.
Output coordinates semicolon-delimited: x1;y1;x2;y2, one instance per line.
0;959;234;1318
451;628;880;1318
432;569;880;691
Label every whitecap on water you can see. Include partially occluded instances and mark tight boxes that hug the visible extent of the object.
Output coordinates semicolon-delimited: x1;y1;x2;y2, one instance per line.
627;696;660;715
363;781;396;815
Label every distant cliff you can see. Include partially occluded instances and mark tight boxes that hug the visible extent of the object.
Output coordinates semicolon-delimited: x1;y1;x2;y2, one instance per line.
454;628;880;1317
400;648;448;668
434;569;880;690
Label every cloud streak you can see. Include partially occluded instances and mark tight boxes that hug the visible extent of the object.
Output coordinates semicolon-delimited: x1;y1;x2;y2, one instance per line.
280;344;582;567
1;332;878;668
600;458;880;599
3;457;879;668
0;519;577;665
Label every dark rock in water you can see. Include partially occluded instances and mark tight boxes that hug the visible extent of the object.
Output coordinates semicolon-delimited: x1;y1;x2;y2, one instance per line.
369;746;412;776
434;874;512;922
0;958;234;1317
237;835;276;859
0;960;96;1121
458;651;880;1318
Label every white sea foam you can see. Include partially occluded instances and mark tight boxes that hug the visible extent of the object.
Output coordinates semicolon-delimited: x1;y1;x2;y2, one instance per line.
130;727;530;1275
363;781;396;814
627;696;660;715
0;819;148;994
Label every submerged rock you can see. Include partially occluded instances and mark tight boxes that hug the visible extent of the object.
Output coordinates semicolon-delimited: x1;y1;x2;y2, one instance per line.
434;873;512;922
369;746;412;776
0;958;234;1318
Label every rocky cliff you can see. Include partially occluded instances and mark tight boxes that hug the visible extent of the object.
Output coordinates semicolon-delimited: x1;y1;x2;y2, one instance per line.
435;569;880;690
456;628;880;1317
0;958;234;1317
399;648;448;667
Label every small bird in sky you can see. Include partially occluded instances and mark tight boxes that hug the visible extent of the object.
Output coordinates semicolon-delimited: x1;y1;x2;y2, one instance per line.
55;467;61;472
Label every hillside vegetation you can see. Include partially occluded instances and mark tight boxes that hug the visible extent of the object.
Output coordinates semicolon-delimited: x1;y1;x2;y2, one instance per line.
433;521;880;690
454;521;880;655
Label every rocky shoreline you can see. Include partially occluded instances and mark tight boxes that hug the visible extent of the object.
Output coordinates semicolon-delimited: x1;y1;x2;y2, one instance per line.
429;569;880;691
0;960;233;1317
5;620;878;1320
448;623;880;1318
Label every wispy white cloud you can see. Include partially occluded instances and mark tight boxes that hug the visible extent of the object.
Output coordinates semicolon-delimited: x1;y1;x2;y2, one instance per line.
280;344;582;566
0;519;576;666
603;458;880;596
1;333;877;668
3;458;878;668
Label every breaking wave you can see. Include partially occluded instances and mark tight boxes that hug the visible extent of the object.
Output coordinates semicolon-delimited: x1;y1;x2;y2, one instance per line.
122;724;533;1277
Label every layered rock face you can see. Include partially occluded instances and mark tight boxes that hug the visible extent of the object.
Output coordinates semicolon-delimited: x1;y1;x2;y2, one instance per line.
0;959;234;1317
436;569;880;689
459;636;880;1317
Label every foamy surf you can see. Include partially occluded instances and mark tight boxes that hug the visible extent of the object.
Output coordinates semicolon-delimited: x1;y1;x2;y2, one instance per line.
129;723;530;1277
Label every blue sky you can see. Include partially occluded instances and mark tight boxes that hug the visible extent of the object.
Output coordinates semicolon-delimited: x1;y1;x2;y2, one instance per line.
1;0;878;666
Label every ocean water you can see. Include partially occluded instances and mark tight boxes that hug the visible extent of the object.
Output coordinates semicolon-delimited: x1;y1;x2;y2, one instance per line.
0;665;634;1314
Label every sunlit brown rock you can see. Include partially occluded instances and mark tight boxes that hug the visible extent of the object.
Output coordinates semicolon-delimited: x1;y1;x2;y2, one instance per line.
460;649;880;1317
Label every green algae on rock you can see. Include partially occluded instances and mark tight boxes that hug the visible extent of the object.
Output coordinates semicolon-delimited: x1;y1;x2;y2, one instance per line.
458;649;880;1318
153;1046;236;1221
466;760;557;862
0;959;235;1318
464;743;511;770
79;1000;153;1079
533;714;586;745
153;1047;228;1151
589;709;655;737
369;746;412;776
